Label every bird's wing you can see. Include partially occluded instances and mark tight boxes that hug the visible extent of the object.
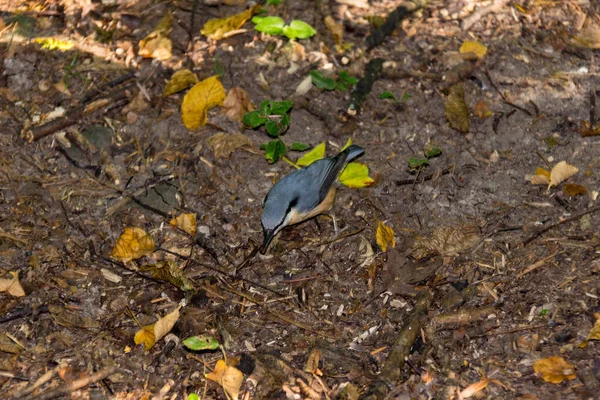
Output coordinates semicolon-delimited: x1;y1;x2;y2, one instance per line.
311;150;349;203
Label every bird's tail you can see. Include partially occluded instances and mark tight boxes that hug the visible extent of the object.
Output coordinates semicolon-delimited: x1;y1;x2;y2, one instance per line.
344;144;365;162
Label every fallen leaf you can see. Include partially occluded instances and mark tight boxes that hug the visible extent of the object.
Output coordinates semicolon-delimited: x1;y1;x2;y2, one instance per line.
296;142;326;167
110;227;155;262
0;271;25;297
376;220;395;252
445;83;470;133
338;162;374;188
181;76;226;130
580;120;600;137
139;14;172;60
459;378;490;398
153;306;181;343
580;313;600;348
304;348;322;375
563;183;586;196
533;356;576;384
412;225;480;259
206;359;244;400
473;100;492;119
134;325;156;350
295;75;313;95
207;133;251;158
570;23;600;49
324;16;343;45
530;167;551;185
163;70;198;97
201;5;259;40
549;161;579;188
170;213;197;236
140;261;196;292
459;40;488;59
222;87;255;122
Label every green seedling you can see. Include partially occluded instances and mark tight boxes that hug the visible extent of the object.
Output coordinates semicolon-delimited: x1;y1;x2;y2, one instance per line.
311;70;357;92
252;16;315;40
407;144;442;174
380;90;412;104
243;99;293;137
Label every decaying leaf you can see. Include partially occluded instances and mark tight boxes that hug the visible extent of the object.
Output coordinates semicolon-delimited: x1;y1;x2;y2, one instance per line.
580;313;600;348
0;271;25;297
206;359;244;400
207;132;251;158
201;5;259;40
563;183;586;197
139;14;173;60
110;227;156;262
296;142;326;167
529;161;579;189
459;40;488;59
570;23;600;49
338;162;375;188
445;83;470;133
140;261;196;292
412;225;480;259
170;213;197;236
49;305;101;329
376;220;395;252
222;87;255;122
304;348;322;375
580;120;600;137
181;76;226;130
533;356;576;384
134;306;181;351
324;16;343;45
473;99;492;119
163;70;198;97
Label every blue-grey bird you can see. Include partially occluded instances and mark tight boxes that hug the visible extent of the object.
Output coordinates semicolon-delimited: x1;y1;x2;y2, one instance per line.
260;144;365;253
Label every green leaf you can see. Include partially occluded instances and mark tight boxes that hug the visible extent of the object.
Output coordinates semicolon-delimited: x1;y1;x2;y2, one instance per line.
265;120;280;136
339;71;357;85
283;20;316;40
260;143;267;150
296;142;326;167
339;162;374;188
290;142;310;151
270;100;293;115
253;16;285;35
188;394;200;400
265;139;287;163
259;99;273;113
310;70;336;90
379;91;398;102
424;145;441;159
408;157;429;170
182;336;220;351
243;110;268;128
336;81;349;91
401;91;412;102
267;0;282;5
280;112;290;131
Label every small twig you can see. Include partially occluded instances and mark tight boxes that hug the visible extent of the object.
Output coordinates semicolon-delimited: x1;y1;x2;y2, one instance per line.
516;251;560;279
522;204;600;246
395;166;454;186
33;366;118;400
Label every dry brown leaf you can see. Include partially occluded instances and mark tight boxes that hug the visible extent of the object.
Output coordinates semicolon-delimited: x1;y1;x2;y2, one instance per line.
533;356;576;384
206;359;244;400
110;227;156;262
412;225;480;259
304;348;322;375
580;120;600;137
473;99;492;119
459;378;490;398
153;306;181;343
201;5;259;40
563;183;587;197
376;220;395;252
0;271;25;297
139;14;173;60
181;76;226;130
324;16;344;45
134;325;156;350
445;83;469;133
570;23;600;49
207;133;251;158
170;213;197;236
222;87;255;122
459;40;488;59
581;313;600;348
549;161;578;188
163;70;198;97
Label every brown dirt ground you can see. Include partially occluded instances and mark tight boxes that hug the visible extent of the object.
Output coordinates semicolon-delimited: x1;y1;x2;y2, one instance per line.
1;0;600;399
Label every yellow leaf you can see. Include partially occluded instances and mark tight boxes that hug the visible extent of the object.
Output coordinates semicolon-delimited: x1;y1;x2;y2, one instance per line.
563;183;586;197
0;271;25;297
304;348;322;374
34;37;75;51
163;70;198;97
296;142;326;167
341;138;352;151
376;220;395;252
134;325;156;351
445;83;469;133
222;87;255;122
549;161;578;189
207;132;251;158
206;359;244;400
201;5;259;40
338;162;374;188
459;40;488;59
170;213;197;236
153;306;181;343
110;227;155;262
586;313;600;341
139;14;173;60
533;356;576;384
324;16;343;45
181;76;226;130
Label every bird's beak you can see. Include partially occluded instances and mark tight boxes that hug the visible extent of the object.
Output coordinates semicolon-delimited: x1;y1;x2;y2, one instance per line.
260;229;275;254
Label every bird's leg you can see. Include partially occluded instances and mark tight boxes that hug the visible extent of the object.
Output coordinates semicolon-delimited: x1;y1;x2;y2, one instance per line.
319;213;339;238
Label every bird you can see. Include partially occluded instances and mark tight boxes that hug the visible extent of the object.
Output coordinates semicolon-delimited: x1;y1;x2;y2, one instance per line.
260;144;365;253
